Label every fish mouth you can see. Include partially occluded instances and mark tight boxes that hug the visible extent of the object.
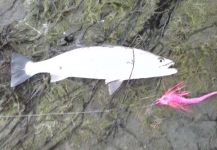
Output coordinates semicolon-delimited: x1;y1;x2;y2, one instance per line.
158;61;177;75
168;63;175;68
160;62;175;68
160;62;177;71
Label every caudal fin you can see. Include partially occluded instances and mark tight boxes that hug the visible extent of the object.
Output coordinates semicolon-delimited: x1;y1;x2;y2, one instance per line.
11;53;32;87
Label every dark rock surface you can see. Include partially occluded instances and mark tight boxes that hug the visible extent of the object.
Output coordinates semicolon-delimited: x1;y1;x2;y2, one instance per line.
0;0;27;29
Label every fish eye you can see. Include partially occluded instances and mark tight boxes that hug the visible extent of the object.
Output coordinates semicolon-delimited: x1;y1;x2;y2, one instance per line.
158;57;165;63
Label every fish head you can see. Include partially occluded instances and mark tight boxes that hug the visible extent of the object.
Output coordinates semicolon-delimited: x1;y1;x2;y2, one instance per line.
152;56;177;76
140;52;177;77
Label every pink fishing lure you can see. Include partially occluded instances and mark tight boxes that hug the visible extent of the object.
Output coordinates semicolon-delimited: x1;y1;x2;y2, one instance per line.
155;82;217;112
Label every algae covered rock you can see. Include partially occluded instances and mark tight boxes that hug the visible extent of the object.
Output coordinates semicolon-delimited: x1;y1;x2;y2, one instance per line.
0;0;217;149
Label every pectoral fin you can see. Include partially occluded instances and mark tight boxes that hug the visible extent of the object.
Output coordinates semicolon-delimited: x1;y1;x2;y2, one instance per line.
50;74;67;82
106;80;123;95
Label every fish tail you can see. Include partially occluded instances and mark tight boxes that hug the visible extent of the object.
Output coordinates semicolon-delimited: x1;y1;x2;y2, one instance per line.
10;53;32;87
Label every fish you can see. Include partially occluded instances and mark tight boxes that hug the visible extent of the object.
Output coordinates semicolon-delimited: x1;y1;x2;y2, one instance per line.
155;82;217;112
11;46;177;94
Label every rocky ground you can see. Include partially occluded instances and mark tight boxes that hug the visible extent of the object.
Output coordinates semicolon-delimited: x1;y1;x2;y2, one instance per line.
0;0;217;149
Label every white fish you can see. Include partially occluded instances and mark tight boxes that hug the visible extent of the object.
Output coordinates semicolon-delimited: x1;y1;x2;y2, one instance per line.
11;46;177;94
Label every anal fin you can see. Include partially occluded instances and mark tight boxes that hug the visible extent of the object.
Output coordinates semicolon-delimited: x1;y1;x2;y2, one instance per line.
106;80;123;95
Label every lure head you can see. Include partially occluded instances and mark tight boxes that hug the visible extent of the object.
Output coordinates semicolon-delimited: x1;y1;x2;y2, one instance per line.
155;82;187;106
154;82;192;112
155;94;171;105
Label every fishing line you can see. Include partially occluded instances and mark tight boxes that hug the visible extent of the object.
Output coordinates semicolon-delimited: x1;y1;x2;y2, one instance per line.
121;48;135;97
0;109;112;119
0;96;155;119
126;48;135;83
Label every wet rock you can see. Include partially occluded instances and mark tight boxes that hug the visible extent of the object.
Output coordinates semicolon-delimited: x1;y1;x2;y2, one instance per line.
0;0;27;29
163;117;217;150
1;0;217;149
